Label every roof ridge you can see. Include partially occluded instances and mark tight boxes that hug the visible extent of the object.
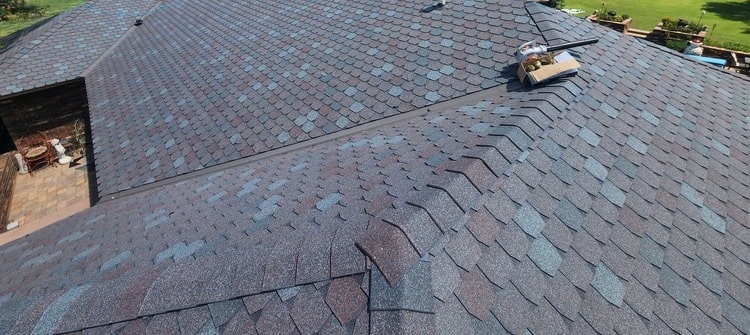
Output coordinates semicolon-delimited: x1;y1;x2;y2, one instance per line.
99;86;508;202
49;254;366;333
80;0;164;78
357;79;586;287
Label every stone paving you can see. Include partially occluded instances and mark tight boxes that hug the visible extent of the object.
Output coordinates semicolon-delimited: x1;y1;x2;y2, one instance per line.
3;154;91;243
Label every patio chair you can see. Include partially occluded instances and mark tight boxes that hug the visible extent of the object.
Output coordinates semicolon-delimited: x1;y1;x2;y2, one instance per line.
17;131;55;176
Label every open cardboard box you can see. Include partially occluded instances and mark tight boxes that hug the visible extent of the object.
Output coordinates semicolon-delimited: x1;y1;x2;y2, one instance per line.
517;51;580;86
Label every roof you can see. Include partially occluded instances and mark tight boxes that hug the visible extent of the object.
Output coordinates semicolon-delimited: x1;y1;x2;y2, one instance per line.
84;0;539;196
1;0;750;334
0;0;158;96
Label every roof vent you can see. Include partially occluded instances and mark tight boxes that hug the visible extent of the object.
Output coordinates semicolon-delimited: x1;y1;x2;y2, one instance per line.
134;19;143;26
421;0;447;13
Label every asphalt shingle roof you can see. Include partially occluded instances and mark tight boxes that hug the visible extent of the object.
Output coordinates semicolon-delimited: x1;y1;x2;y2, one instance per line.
85;0;540;196
0;0;158;95
0;0;749;334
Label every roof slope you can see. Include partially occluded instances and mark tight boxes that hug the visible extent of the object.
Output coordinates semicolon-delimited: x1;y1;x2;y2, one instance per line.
0;0;158;95
85;0;538;196
0;80;548;333
0;1;749;334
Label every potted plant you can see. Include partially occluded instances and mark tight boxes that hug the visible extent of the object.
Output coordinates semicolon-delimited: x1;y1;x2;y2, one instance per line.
654;17;707;43
587;5;633;33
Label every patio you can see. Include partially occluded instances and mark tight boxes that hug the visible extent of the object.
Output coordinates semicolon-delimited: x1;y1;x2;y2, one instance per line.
0;154;93;245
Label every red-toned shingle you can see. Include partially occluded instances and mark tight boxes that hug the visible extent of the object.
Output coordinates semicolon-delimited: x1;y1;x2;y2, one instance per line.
325;276;367;325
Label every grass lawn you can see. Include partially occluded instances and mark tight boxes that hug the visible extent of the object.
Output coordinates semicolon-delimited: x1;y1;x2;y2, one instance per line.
563;0;750;51
0;0;86;38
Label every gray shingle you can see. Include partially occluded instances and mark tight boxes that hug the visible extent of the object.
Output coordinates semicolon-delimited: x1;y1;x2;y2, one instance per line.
336;116;350;128
640;236;664;268
427;71;441;81
155;240;206;263
31;285;91;335
388;86;403;97
277;286;301;302
208;299;243;327
700;206;726;233
584;157;608;181
73;245;100;262
640;110;659;126
665;104;683;118
470;122;491;133
591;263;624;307
22;251;62;269
551;159;575;185
578;127;600;147
57;230;91;244
711;139;731;156
693;258;723;295
538;139;563;160
513;203;546;238
680;183;703;206
370;261;433;313
528;235;562;276
721;293;750;333
599;102;618;118
659;266;689;306
425;91;440;102
350;102;365;113
613;156;638;179
316;193;342;211
100;251;133;273
554;198;583;231
439;65;455;75
344;87;358;96
626;136;648;154
600;181;626;207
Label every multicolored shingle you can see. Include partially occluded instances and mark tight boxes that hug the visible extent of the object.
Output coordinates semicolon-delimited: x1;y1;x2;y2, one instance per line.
0;0;748;334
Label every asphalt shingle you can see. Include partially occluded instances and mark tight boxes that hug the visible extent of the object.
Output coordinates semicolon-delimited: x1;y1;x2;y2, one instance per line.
527;235;562;276
513;202;546;238
591;262;625;307
1;0;749;334
370;262;433;313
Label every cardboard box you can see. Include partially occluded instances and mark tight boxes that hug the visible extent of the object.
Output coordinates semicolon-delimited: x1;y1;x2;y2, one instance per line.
517;51;580;86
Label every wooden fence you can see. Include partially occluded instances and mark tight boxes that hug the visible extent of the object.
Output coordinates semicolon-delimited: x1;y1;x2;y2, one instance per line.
0;153;17;231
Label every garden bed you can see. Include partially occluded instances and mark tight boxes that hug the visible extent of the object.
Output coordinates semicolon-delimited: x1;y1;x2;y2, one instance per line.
587;15;632;33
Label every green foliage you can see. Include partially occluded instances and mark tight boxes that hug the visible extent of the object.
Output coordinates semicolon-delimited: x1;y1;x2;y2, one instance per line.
664;39;688;52
661;17;705;34
596;8;629;22
545;0;566;10
0;0;47;21
705;38;750;52
1;0;85;38
562;0;749;53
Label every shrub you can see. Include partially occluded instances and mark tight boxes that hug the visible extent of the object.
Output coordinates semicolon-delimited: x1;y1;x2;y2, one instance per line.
704;39;750;53
0;0;47;21
544;0;565;10
597;8;628;22
665;39;687;52
661;17;704;34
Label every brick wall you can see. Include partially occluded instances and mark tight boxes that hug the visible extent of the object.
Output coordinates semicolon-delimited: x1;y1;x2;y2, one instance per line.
0;78;89;149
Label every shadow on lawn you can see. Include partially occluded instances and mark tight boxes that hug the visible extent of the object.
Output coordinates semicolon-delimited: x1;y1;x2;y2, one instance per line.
703;0;750;33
